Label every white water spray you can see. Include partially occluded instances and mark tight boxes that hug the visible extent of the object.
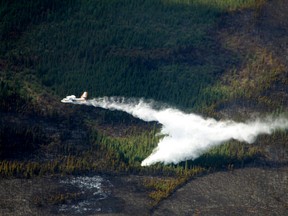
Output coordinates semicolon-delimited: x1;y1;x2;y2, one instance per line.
62;96;288;166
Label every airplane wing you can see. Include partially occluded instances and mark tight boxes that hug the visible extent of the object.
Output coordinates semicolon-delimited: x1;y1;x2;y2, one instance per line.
61;95;76;103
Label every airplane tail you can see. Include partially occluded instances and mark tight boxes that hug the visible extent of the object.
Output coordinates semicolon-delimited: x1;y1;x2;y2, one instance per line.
81;91;88;99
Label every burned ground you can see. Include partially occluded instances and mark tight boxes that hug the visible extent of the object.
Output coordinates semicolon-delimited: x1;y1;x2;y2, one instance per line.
153;166;288;216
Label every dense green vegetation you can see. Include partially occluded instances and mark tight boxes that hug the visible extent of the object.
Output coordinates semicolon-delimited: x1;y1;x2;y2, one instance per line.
1;0;263;109
1;0;288;206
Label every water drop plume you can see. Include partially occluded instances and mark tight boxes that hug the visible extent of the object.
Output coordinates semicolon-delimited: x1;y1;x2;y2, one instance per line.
62;96;288;166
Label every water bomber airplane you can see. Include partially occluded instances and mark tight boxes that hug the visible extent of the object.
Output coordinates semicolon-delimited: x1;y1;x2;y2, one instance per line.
61;92;88;103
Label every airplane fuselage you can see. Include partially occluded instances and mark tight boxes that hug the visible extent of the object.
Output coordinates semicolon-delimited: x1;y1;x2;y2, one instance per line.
61;92;88;103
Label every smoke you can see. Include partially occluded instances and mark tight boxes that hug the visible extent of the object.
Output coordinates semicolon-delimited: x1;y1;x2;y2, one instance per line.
62;96;288;166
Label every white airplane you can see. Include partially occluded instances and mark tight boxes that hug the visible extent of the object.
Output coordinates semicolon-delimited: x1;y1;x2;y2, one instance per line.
61;92;88;103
